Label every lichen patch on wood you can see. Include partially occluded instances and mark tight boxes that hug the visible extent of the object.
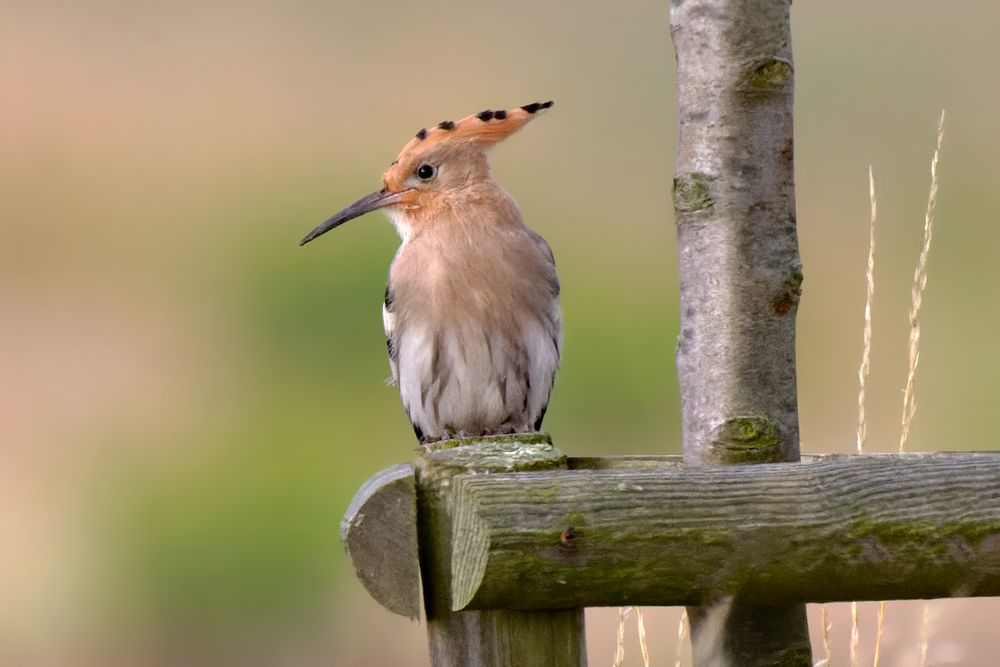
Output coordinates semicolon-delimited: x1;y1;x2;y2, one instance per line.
673;172;716;214
418;433;564;482
744;58;793;91
709;415;784;463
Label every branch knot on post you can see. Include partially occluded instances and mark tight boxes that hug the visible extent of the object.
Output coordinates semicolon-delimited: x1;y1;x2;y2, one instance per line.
742;58;793;93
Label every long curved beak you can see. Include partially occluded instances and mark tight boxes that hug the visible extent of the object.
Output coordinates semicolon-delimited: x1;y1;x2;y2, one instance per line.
299;189;408;246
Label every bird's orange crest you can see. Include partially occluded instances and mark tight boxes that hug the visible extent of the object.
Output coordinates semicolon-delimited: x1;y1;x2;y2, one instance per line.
299;101;553;246
382;101;553;192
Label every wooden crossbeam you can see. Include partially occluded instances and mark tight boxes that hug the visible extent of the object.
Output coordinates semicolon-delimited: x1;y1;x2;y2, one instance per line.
452;452;1000;609
343;447;1000;620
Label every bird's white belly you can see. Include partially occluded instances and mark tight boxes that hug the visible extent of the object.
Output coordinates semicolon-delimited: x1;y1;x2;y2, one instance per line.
395;316;558;441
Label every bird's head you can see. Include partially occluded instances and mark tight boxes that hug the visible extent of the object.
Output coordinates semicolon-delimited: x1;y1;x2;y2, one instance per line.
299;101;553;246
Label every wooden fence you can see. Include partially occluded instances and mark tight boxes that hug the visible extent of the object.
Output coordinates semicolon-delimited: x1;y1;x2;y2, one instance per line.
338;1;992;664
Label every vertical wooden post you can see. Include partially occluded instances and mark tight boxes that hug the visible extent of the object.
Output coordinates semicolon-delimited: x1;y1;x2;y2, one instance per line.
415;435;586;667
669;0;812;664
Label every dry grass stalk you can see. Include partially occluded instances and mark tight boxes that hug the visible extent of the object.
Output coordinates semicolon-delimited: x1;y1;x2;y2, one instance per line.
902;110;945;667
858;164;878;454
675;609;689;667
899;110;945;453
872;600;886;667
614;606;631;667
612;606;649;667
918;602;931;667
636;608;650;667
850;166;878;667
818;604;832;667
850;601;861;667
861;166;888;666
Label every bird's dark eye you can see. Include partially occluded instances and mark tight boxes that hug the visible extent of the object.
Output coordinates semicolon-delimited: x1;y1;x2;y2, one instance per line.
416;164;436;180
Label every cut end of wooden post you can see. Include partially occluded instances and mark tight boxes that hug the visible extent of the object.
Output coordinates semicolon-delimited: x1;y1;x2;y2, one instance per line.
450;479;491;611
341;463;422;620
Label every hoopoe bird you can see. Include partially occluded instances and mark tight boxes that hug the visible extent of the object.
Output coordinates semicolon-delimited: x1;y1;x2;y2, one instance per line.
300;102;561;443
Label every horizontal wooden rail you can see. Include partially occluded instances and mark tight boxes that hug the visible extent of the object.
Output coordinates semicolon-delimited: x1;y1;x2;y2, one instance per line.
448;452;1000;610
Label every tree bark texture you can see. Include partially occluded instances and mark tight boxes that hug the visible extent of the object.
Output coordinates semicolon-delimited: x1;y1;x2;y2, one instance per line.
670;1;809;664
671;0;801;464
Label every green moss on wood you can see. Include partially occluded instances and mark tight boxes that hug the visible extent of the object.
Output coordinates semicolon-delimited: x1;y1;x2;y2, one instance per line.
709;415;784;463
745;59;793;90
847;514;1000;549
673;172;715;213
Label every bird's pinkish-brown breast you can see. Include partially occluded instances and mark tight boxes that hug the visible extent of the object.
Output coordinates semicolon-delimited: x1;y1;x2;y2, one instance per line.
382;174;561;442
303;101;559;443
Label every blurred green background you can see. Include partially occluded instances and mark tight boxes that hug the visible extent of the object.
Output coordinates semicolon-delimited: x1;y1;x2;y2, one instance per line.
3;1;999;665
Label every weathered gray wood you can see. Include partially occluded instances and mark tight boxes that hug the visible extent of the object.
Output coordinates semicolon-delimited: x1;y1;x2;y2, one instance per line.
448;453;1000;609
670;0;809;662
415;434;586;667
340;463;421;619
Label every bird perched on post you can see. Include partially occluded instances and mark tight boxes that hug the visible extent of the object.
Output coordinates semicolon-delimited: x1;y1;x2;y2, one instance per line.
300;102;561;444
